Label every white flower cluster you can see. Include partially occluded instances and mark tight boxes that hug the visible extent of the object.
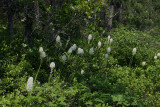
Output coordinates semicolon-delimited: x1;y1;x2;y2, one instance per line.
89;47;94;54
107;47;111;53
72;44;77;51
68;47;72;54
50;62;55;69
36;33;160;82
153;53;160;60
88;34;92;43
108;35;113;44
105;53;109;59
62;55;67;61
98;41;102;49
39;47;46;58
26;77;33;92
81;70;84;74
132;48;137;56
56;36;62;46
68;44;77;54
142;61;146;66
56;36;61;43
154;56;157;60
78;48;84;55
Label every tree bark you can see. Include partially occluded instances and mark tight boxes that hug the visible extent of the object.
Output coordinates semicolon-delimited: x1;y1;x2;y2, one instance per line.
24;3;33;42
25;16;33;42
118;4;122;24
108;0;114;32
49;0;56;40
35;0;39;29
99;0;107;29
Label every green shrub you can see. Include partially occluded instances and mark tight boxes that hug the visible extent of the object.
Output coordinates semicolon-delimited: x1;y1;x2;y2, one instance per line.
0;27;160;106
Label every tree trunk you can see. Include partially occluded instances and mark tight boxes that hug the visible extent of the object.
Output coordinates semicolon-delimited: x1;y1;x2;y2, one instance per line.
35;0;39;29
24;4;33;42
118;4;122;24
99;7;105;28
49;0;56;40
108;0;114;32
7;0;14;35
99;0;107;29
25;16;33;42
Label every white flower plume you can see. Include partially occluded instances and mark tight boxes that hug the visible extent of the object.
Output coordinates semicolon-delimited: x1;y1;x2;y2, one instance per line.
132;48;137;56
50;62;55;69
26;77;33;92
78;48;84;55
89;47;94;54
98;41;102;49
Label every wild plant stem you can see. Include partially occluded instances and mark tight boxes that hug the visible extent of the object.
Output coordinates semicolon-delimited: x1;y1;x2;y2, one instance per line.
129;55;134;67
34;58;42;87
48;69;53;84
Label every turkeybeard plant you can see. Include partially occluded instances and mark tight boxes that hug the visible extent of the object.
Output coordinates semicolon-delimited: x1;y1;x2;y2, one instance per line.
110;38;113;44
105;53;109;59
98;41;102;49
48;62;55;84
154;56;158;60
108;35;111;42
78;48;84;55
88;34;92;44
130;48;137;67
26;77;33;92
56;36;61;43
71;44;77;51
81;70;84;75
34;47;46;88
142;61;146;66
107;47;111;53
68;47;73;54
62;55;67;61
56;36;62;47
89;47;94;54
132;48;137;56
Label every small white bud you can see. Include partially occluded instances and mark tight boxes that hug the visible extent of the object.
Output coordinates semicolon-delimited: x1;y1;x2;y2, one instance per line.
68;47;73;54
40;51;46;58
108;35;111;42
89;47;94;54
132;48;137;55
88;34;92;43
26;77;33;92
39;47;43;53
50;62;55;69
81;70;84;74
98;41;102;49
110;38;113;44
78;48;84;55
62;55;67;61
107;47;111;53
157;53;160;57
105;53;109;59
142;61;146;66
56;36;61;43
154;56;158;60
71;44;77;51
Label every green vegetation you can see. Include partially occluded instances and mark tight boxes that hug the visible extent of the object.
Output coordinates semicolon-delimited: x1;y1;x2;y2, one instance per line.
0;0;160;106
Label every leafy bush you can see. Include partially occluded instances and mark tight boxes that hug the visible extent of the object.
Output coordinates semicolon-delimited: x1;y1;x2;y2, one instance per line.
0;27;160;106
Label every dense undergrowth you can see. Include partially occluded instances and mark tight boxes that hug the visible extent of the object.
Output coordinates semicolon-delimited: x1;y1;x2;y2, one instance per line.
0;27;160;106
